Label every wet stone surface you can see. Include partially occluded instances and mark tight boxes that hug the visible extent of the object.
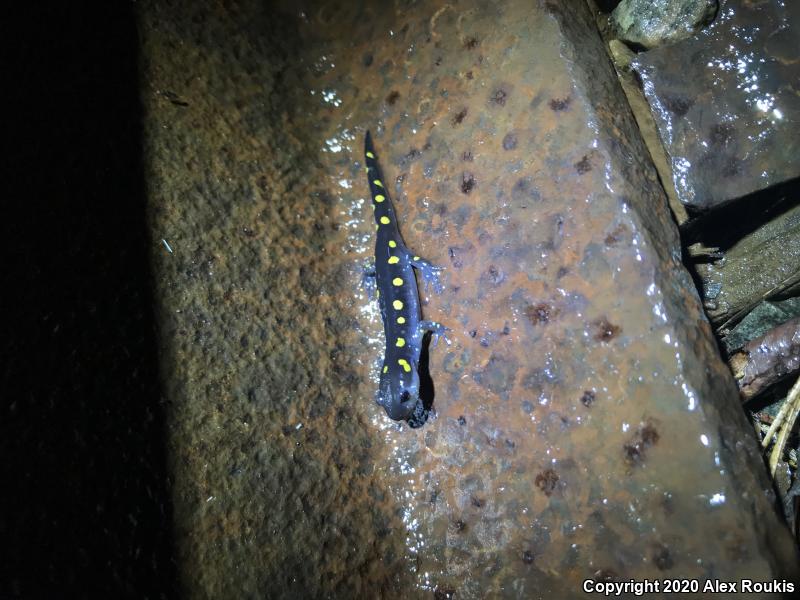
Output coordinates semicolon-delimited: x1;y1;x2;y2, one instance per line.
634;0;800;211
697;201;800;329
138;0;797;597
611;0;718;49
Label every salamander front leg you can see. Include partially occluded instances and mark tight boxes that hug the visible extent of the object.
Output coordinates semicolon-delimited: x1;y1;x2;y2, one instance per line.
419;319;450;346
410;255;444;294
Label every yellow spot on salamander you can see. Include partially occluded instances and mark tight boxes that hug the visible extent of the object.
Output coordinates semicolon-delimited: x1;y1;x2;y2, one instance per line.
388;256;399;264
364;166;369;173
397;316;406;324
392;277;403;286
392;300;403;310
373;179;384;188
388;240;397;248
380;216;390;225
396;337;406;347
397;358;411;372
374;194;385;203
383;365;388;373
366;151;375;159
413;256;420;261
376;289;380;298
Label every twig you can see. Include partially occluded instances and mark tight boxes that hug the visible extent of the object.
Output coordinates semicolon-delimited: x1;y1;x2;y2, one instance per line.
730;315;800;403
767;375;800;476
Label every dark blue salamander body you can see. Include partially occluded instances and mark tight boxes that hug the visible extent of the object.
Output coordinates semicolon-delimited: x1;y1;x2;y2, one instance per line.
363;131;446;422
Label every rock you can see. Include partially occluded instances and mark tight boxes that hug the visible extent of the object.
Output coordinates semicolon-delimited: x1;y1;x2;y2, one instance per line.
138;0;799;595
612;0;718;49
696;202;800;329
725;298;800;354
633;0;800;210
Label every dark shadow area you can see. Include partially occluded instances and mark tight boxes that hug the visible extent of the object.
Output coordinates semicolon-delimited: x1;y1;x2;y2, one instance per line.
680;177;800;249
408;332;434;429
593;0;622;13
1;4;176;599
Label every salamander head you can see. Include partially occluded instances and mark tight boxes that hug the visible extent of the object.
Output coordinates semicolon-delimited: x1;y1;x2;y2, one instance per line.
378;368;421;421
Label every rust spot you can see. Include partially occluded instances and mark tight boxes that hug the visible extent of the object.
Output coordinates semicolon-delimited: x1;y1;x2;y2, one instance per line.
385;90;400;105
404;147;421;162
491;88;508;106
574;154;592;174
465;70;474;80
549;96;571;111
511;177;541;203
448;246;463;269
525;303;556;325
709;122;734;147
604;223;629;246
535;468;559;496
502;132;518;150
641;423;659;445
452;107;468;125
451;519;467;533
623;421;660;466
162;90;189;107
486;264;504;286
461;172;476;194
592;318;621;342
653;543;674;571
522;550;534;564
580;390;596;407
464;36;479;49
662;93;693;116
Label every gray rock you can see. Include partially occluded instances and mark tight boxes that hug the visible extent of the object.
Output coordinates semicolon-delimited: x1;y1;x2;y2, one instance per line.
633;0;800;210
612;0;718;48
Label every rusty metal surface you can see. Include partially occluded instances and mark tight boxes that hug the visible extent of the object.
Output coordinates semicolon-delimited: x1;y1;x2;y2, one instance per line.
634;0;800;211
138;0;798;597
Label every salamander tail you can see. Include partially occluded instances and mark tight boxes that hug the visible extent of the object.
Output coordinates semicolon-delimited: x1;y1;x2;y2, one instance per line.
365;130;375;158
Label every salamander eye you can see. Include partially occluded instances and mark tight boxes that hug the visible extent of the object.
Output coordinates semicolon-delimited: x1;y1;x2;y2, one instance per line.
400;390;411;403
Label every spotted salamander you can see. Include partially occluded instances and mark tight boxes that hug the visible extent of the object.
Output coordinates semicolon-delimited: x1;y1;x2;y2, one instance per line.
363;131;447;422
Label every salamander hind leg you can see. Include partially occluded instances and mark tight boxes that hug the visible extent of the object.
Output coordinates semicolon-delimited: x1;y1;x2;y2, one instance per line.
410;255;444;294
419;319;450;346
